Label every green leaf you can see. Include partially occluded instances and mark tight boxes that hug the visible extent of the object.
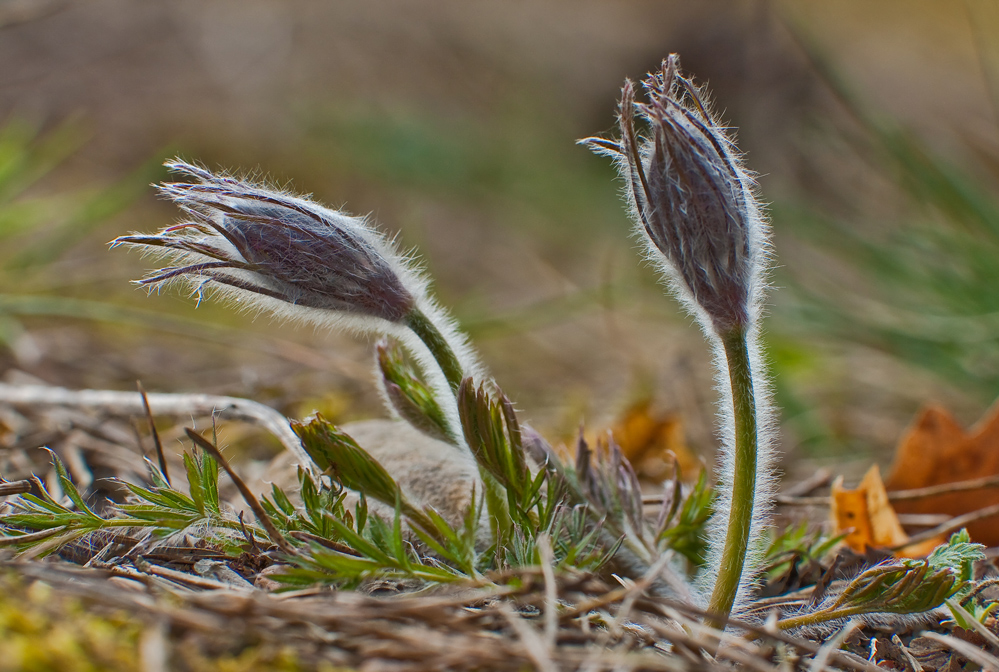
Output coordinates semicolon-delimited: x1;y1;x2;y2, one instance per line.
269;484;297;517
184;452;206;516
778;559;963;630
927;529;985;584
46;450;99;520
657;469;715;567
293;415;400;506
457;379;529;502
292;414;440;539
199;445;221;515
376;338;453;443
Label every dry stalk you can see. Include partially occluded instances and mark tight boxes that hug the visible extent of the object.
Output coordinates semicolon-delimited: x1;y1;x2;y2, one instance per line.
0;382;309;466
892;503;999;548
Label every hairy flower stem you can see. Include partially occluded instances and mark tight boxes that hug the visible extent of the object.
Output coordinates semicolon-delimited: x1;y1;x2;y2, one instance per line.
404;307;513;545
707;326;758;627
405;309;465;393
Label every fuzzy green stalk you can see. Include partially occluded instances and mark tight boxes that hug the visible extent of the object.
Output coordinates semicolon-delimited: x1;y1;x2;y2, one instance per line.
706;326;758;626
405;309;464;393
403;306;514;546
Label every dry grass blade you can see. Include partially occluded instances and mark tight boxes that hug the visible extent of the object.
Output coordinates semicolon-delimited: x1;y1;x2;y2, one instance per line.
497;602;557;672
810;620;858;672
608;553;676;636
0;526;66;547
783;469;834;497
537;534;559;650
658;602;885;672
944;598;999;651
919;630;999;669
140;561;246;591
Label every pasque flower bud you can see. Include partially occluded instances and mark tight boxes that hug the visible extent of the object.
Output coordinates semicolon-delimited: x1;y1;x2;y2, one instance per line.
112;160;416;324
582;54;767;334
114;160;484;447
583;55;776;623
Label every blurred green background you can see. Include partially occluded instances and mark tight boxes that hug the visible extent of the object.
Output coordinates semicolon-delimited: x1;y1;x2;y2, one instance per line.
2;0;998;478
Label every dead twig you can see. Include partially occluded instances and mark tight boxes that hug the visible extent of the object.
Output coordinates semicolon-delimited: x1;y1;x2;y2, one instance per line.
893;502;999;549
139;561;247;592
0;479;32;496
889;474;999;501
778;473;999;507
775;495;829;506
783;468;834;497
0;382;311;468
137;381;169;484
646;471;833;507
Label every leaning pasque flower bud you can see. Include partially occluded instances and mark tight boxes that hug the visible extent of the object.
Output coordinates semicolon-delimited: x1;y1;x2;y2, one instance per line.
114;159;487;449
112;160;415;324
582;54;764;334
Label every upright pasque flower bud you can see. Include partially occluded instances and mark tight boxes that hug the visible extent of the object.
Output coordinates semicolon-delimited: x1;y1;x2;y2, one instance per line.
584;55;776;624
582;54;766;334
112;160;416;324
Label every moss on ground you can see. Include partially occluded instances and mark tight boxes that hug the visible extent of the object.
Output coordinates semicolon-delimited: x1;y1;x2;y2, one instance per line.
0;573;349;672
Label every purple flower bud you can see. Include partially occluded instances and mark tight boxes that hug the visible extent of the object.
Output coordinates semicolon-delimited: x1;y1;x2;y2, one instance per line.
112;160;415;324
582;55;766;334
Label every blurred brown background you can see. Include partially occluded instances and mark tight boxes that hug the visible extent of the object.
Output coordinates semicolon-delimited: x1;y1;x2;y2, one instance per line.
2;0;998;478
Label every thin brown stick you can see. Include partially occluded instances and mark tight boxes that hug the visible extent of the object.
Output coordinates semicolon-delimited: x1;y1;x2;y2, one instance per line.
287;531;361;556
895;502;999;548
888;473;999;501
647;451;832;508
919;631;999;669
184;428;297;556
141;562;246;591
961;577;999;604
775;495;829;506
137;381;169;484
896;513;951;526
782;468;833;497
779;472;999;507
0;479;32;496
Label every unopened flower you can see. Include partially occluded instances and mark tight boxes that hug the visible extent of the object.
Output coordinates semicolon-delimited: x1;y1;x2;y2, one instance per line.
584;55;777;623
114;160;485;442
581;54;767;334
113;160;416;324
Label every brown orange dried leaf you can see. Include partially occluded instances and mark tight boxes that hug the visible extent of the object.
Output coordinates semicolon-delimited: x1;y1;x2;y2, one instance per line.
885;399;999;545
610;400;701;481
831;465;909;553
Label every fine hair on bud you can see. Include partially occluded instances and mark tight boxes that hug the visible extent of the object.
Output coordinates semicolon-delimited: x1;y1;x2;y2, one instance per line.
582;55;770;336
582;54;777;618
112;160;484;430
